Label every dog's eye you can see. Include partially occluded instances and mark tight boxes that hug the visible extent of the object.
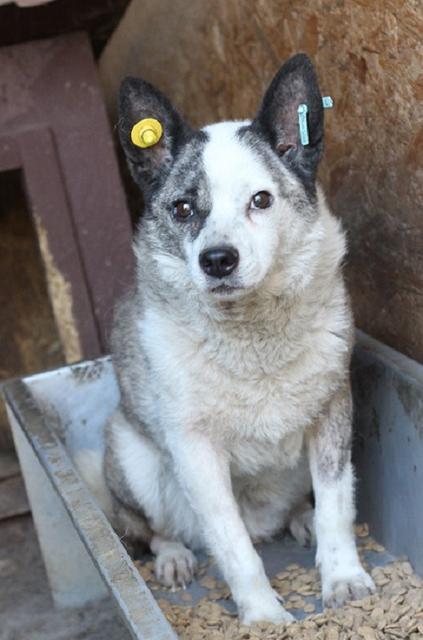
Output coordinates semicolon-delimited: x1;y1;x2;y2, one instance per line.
250;191;273;210
173;201;194;221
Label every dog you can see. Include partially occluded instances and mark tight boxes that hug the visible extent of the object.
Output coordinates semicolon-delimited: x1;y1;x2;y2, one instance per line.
79;53;375;625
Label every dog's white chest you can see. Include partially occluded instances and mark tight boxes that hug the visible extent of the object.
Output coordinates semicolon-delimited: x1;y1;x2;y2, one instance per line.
229;430;305;477
139;308;340;449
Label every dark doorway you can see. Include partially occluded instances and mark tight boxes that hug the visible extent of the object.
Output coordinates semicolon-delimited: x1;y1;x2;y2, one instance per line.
0;170;64;449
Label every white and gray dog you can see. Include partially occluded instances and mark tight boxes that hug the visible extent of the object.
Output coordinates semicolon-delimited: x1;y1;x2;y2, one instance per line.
79;53;375;625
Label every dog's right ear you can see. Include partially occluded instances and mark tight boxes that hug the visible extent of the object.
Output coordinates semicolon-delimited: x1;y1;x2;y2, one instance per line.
118;77;192;193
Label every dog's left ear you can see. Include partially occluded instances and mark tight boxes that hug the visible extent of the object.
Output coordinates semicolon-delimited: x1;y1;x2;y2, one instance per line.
254;53;324;186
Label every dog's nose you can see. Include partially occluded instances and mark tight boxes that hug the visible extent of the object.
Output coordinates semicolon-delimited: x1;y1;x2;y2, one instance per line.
199;246;239;279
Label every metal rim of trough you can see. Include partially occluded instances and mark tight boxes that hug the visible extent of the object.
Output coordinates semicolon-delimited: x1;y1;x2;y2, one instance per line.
3;374;177;640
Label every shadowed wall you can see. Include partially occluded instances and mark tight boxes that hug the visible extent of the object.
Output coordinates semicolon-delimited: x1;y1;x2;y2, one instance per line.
100;0;423;362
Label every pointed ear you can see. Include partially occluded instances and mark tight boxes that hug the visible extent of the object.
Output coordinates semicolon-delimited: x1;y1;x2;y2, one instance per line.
254;53;324;189
118;77;192;193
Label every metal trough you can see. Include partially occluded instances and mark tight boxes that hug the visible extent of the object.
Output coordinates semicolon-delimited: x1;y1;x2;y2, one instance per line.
3;330;423;639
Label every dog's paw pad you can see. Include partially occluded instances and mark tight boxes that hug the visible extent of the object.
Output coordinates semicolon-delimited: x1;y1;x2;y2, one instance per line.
323;570;376;608
154;544;197;590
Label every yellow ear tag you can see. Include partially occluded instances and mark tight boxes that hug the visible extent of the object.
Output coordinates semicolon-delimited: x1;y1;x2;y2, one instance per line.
131;118;163;148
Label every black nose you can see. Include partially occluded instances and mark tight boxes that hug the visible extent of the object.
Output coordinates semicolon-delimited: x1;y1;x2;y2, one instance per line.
199;246;239;279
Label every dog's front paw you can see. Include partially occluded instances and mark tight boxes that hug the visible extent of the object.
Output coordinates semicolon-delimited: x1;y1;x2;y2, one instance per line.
322;568;375;608
154;543;197;590
240;592;295;626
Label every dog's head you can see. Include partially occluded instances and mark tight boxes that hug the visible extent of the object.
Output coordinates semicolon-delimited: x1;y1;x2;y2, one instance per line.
119;54;326;301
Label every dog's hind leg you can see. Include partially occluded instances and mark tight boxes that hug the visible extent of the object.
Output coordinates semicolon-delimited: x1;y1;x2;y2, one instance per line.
105;408;199;588
109;480;197;589
151;535;197;590
288;499;316;547
111;496;152;549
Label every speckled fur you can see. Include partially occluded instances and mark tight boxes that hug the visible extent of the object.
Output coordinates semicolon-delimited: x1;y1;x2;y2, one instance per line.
95;54;375;624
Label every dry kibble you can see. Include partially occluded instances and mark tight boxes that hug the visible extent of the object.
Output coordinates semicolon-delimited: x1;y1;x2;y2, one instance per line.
400;562;413;576
276;571;290;580
326;626;339;640
358;599;374;612
297;587;316;596
278;585;292;597
370;607;384;621
199;575;218;589
357;626;378;640
133;530;423;640
303;619;318;629
356;523;370;538
409;575;422;588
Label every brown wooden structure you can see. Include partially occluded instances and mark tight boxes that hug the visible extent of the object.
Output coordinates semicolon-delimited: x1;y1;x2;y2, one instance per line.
0;32;134;364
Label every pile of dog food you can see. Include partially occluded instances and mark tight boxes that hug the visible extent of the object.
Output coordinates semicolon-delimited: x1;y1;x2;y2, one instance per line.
135;526;423;640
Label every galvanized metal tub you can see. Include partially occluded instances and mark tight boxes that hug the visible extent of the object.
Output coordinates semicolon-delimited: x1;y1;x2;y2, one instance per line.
3;330;423;639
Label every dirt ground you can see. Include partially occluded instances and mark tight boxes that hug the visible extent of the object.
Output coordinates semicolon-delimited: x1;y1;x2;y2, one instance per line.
0;515;128;640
